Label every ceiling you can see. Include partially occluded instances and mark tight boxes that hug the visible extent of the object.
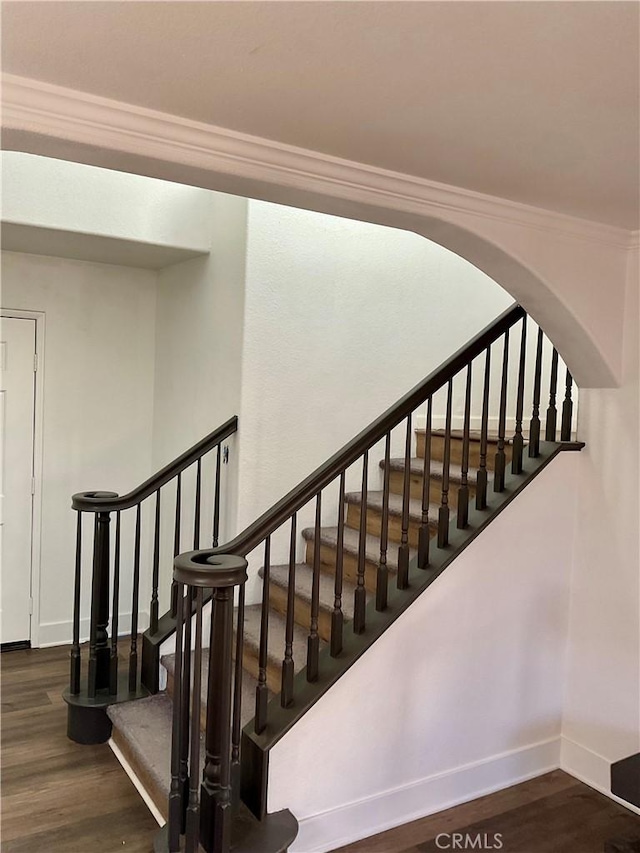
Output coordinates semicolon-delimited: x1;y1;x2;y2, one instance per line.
2;1;639;229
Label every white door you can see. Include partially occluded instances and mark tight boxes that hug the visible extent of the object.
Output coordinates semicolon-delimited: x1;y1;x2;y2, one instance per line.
0;317;37;645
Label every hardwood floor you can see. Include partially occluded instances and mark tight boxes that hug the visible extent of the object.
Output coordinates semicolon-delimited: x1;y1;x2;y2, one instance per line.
1;644;157;852
2;645;639;853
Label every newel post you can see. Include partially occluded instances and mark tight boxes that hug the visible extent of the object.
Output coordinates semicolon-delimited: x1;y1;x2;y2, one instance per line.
171;551;248;853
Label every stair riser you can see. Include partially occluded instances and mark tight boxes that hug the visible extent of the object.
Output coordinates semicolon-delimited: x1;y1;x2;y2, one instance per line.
418;433;513;467
346;502;437;549
268;583;334;643
306;540;386;594
389;469;477;507
240;643;282;695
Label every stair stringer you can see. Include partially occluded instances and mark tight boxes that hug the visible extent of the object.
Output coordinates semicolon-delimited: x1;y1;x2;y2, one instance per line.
244;447;581;851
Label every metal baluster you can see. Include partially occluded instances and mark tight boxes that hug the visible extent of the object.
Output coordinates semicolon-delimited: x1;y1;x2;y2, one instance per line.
331;473;346;656
109;511;121;695
307;493;321;682
231;583;245;804
438;380;453;548
255;536;270;733
70;512;83;695
185;587;203;853
129;504;141;694
193;458;202;549
561;368;574;441
529;328;544;458
476;347;491;510
376;434;391;607
212;444;222;547
397;416;411;590
179;587;192;828
512;316;527;474
171;473;182;618
418;399;432;568
281;514;297;708
168;582;185;852
545;348;559;441
354;452;368;633
457;364;472;529
150;489;161;634
494;330;510;493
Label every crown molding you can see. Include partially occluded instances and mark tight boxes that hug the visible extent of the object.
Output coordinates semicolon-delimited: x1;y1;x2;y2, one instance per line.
2;73;634;249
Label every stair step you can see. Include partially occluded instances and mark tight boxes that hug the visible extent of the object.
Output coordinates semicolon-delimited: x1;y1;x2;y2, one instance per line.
386;456;478;506
345;490;440;548
417;429;514;467
242;603;317;694
302;525;414;593
161;649;266;732
266;562;360;642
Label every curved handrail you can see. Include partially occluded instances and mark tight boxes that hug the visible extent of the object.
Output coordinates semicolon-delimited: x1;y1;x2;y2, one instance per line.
209;304;525;558
72;416;238;512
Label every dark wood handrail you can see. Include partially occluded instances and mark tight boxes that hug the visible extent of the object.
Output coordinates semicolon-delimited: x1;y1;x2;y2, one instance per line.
72;416;238;512
213;304;525;558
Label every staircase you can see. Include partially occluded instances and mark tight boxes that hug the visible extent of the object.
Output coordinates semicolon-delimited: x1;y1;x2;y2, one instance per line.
63;305;582;853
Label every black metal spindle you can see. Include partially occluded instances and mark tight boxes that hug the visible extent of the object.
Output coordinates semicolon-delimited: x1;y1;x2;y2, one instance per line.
512;317;527;474
151;489;161;634
376;434;391;607
397;416;412;590
438;380;453;548
561;368;574;441
255;536;271;734
89;509;112;697
212;444;222;547
281;514;297;708
457;365;472;529
129;503;141;694
168;582;186;852
331;473;346;657
193;458;202;550
418;399;432;568
545;348;559;441
476;347;491;510
109;511;121;695
354;452;368;633
231;583;245;804
529;328;544;458
171;473;182;618
494;330;510;493
70;511;83;695
185;587;203;853
179;587;192;827
307;493;322;682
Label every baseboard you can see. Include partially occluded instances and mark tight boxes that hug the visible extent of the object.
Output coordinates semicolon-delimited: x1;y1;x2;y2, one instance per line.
289;737;561;853
38;611;150;647
108;737;166;827
560;736;640;816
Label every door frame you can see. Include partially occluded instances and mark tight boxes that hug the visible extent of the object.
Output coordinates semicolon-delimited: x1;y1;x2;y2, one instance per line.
1;308;46;647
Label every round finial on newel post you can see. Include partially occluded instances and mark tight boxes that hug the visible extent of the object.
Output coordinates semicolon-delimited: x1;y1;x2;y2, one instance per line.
173;551;248;589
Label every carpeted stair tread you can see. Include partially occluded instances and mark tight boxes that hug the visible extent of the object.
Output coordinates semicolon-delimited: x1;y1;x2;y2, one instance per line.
344;489;440;522
243;603;314;674
419;428;514;445
161;650;264;730
267;562;360;619
107;693;202;802
385;456;479;483
301;524;414;568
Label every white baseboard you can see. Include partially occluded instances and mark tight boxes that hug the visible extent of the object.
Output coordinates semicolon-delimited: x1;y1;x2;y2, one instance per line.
108;737;166;827
289;737;561;853
38;611;150;647
560;735;640;816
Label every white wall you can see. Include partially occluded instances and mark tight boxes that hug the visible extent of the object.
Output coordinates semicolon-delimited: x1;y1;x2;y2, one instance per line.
152;191;248;609
1;251;157;646
561;244;640;792
268;452;578;853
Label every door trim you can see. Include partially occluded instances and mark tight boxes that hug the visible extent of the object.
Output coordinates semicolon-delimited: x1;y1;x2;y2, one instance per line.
1;309;45;647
